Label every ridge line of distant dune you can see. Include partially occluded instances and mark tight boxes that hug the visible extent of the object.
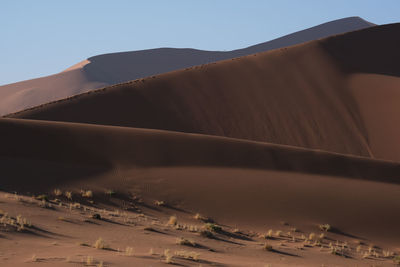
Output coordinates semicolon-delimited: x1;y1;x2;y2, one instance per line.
3;23;385;118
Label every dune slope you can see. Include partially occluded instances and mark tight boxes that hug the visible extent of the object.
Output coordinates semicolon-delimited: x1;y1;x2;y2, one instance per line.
10;23;400;161
1;118;399;251
0;17;373;116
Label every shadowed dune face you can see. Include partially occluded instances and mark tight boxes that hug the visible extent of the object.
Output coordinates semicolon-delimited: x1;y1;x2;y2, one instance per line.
10;24;400;161
0;17;373;116
1;118;399;191
1;118;400;248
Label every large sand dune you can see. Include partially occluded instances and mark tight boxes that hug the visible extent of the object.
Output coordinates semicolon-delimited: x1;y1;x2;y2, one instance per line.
1;20;400;267
10;23;400;162
0;17;373;116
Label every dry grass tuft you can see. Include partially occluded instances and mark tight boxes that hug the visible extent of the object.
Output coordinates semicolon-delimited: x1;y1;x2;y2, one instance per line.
167;216;177;226
176;237;196;247
266;229;274;239
93;237;106;249
174;250;200;261
275;230;282;237
53;189;62;196
81;190;93;198
164;249;173;264
263;243;273;251
65;191;73;200
154;200;165;206
319;224;331;232
200;230;214;238
204;223;222;232
35;194;48;201
148;248;155;255
125;246;134;256
86;255;93;265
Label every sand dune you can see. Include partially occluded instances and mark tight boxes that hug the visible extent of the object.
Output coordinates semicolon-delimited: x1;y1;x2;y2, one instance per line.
10;23;400;162
0;17;373;116
1;118;399;192
2;19;400;267
1;118;400;266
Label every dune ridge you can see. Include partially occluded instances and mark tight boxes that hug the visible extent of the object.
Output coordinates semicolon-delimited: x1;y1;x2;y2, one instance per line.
0;17;374;116
9;23;400;162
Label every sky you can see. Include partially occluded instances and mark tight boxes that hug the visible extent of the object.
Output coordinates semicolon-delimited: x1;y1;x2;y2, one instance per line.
1;0;400;85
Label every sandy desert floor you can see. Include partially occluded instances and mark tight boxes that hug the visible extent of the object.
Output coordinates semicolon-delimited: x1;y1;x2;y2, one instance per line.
1;167;399;266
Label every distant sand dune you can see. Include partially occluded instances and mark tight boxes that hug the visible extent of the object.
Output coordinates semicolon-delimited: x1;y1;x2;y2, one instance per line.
0;17;374;116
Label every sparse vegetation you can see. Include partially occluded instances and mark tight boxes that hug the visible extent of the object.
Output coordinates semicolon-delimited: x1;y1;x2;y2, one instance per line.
86;255;93;265
93;237;106;249
154;200;165;206
35;194;48;201
0;212;31;232
263;243;273;251
394;255;400;265
308;233;316;240
176;237;196;247
125;246;134;256
275;230;282;237
204;223;222;232
149;248;155;255
167;216;177;226
65;191;73;200
164;249;173;264
81;190;93;198
319;224;331;232
174;250;200;261
200;230;214;238
266;229;274;239
53;189;62;196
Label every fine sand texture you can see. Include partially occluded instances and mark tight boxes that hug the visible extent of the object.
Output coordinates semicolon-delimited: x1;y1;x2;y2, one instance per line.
0;17;373;116
1;22;400;267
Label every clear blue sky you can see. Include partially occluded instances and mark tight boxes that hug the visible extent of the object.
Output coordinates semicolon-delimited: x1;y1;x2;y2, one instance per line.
1;0;399;85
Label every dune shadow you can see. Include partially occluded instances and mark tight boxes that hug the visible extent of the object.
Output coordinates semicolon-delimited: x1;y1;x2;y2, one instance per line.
329;227;365;240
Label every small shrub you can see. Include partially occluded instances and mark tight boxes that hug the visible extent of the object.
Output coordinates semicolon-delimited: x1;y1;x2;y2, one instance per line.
275;230;282;237
266;229;273;239
319;224;331;232
263;243;273;251
174;250;199;261
200;230;214;238
204;223;222;232
35;194;48;201
53;189;62;196
148;248;155;255
154;200;165;206
125;246;134;256
164;249;173;264
176;237;196;247
81;190;93;198
93;237;106;249
308;233;316;240
86;256;93;265
394;255;400;265
168;216;177;226
65;191;73;200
